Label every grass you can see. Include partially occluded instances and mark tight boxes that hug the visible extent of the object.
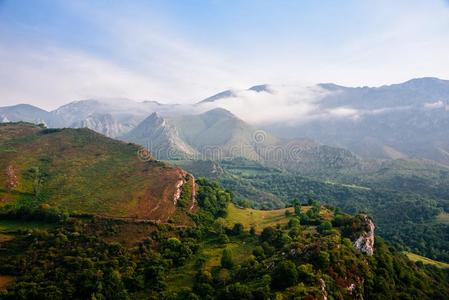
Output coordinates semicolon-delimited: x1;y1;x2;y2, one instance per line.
404;252;449;269
165;236;255;292
225;203;294;233
435;212;449;224
0;123;192;223
225;203;334;233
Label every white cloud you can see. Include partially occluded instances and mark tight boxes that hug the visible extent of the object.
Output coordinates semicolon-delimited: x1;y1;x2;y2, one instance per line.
198;85;328;124
1;0;449;110
424;101;445;109
198;85;369;124
0;46;163;110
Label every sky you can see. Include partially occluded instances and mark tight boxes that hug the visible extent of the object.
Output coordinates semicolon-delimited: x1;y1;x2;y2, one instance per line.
1;0;449;110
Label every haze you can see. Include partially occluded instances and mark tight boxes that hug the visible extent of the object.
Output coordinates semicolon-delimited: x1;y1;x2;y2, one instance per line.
1;0;449;109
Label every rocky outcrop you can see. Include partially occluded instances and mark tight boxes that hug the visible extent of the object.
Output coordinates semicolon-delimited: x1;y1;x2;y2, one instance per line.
319;278;328;300
173;179;184;206
71;113;125;137
352;214;375;256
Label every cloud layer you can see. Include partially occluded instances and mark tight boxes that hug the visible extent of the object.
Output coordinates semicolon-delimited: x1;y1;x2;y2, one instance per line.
1;0;449;109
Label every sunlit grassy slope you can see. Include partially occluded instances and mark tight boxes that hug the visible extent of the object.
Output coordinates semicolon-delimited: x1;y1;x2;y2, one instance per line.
224;203;333;233
404;252;449;268
0;123;193;222
225;203;293;233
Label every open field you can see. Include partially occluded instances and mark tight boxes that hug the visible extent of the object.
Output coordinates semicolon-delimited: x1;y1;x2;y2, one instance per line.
435;212;449;224
404;252;449;268
225;203;333;233
225;203;294;233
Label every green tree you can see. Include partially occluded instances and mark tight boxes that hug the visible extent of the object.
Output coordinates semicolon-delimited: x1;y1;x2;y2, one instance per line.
221;248;234;269
231;223;244;236
271;260;298;290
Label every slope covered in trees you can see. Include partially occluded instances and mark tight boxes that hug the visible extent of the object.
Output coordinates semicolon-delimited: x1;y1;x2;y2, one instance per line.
171;158;449;263
1;179;449;299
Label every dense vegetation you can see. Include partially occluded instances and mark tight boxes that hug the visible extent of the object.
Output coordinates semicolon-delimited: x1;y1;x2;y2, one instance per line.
1;179;449;299
170;158;449;263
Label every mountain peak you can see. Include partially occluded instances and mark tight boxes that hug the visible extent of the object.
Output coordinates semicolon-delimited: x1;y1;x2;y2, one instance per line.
198;89;237;104
1;103;49;113
248;84;272;93
400;77;448;88
318;83;347;91
200;107;236;119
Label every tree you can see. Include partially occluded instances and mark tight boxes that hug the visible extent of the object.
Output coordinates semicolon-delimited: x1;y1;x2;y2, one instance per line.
222;283;252;299
271;260;298;290
260;227;275;242
252;246;265;258
26;167;45;196
221;248;234;269
249;226;256;236
231;223;244;236
318;221;332;234
317;251;330;269
294;204;302;217
214;218;227;234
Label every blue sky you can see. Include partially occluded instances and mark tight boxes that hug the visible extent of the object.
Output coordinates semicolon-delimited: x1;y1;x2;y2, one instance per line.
1;0;449;109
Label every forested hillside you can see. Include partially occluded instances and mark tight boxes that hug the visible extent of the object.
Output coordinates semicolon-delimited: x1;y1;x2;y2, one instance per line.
1;179;448;299
171;158;449;263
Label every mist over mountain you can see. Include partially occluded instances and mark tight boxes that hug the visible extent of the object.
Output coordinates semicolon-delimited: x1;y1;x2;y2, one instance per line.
2;77;449;165
198;77;449;164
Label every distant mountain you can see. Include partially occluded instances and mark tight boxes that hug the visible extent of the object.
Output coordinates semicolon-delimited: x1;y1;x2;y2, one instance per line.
70;113;125;138
123;108;359;174
198;90;237;103
0;98;189;137
123;108;267;160
194;78;449;164
197;84;273;104
4;77;449;165
266;77;449;163
122;112;198;159
53;98;182;136
248;84;273;93
0;104;63;127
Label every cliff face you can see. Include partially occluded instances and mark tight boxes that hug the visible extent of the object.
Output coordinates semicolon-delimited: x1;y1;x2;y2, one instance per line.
352;214;375;256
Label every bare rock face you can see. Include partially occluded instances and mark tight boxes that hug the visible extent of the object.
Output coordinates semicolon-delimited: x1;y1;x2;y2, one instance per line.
352;214;375;256
319;278;328;300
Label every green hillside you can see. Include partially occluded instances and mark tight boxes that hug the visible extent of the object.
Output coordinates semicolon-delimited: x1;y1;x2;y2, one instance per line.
170;158;449;263
0;123;195;222
1;179;449;299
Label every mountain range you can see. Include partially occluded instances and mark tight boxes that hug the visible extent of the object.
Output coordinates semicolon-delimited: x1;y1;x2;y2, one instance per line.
2;77;449;166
